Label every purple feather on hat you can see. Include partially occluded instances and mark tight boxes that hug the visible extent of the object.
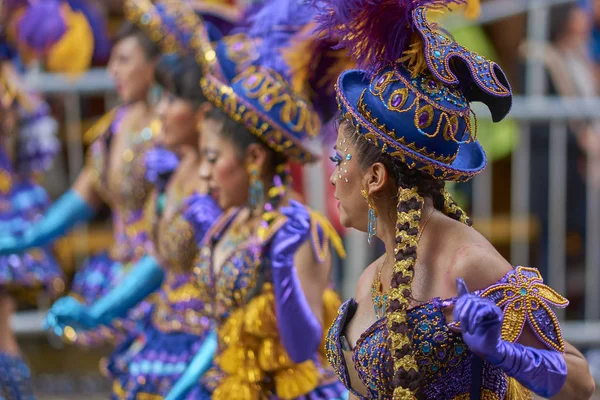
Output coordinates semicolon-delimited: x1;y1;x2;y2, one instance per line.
247;0;316;77
313;0;465;74
17;0;66;54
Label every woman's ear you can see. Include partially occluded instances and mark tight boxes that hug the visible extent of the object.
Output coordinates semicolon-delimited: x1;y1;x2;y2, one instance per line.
246;143;269;174
362;162;389;197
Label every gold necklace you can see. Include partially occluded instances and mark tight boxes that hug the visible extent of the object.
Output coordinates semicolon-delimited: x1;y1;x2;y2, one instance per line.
370;209;435;318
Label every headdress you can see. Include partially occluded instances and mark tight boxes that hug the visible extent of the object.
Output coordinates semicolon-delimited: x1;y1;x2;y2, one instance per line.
315;1;511;399
169;0;324;164
316;0;512;182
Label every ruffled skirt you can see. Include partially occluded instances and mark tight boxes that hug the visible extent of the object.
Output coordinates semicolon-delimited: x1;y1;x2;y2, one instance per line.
0;180;63;304
106;318;210;400
65;251;145;347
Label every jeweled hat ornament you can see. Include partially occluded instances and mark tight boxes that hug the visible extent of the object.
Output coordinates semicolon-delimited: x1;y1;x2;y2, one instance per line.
315;0;513;182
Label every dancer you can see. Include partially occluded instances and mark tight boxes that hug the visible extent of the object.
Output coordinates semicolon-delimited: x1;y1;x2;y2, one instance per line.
162;1;349;398
0;2;164;347
0;40;61;400
314;0;593;399
47;52;222;400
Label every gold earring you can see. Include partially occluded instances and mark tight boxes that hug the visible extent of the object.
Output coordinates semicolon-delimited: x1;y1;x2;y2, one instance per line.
362;189;378;244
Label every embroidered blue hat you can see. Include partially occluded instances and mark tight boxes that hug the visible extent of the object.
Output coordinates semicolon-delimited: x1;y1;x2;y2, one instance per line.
125;0;235;55
168;0;324;163
317;2;512;181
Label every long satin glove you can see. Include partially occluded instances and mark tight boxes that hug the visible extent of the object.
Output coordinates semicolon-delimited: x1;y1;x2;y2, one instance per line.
0;190;95;255
454;278;567;398
145;147;180;191
45;256;164;334
182;192;222;244
269;200;322;364
164;330;218;400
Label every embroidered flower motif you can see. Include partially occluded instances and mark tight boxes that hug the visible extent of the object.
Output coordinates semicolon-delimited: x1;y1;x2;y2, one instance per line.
481;266;568;352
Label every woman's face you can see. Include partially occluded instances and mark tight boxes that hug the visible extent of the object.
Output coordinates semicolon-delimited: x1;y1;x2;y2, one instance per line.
108;36;155;104
155;91;198;149
329;121;370;232
199;117;249;210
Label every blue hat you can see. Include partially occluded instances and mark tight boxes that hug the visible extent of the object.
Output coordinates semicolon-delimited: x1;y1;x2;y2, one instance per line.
319;3;512;181
184;0;323;163
125;0;232;55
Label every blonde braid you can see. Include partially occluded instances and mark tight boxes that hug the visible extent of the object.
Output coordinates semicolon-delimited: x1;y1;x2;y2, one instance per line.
387;185;424;399
441;188;472;226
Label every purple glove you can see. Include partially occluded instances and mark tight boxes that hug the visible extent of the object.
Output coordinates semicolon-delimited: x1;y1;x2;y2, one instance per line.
145;147;180;191
454;278;567;398
270;200;321;364
183;192;222;244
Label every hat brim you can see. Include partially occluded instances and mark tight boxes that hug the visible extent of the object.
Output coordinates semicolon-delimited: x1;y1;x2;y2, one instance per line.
338;69;486;181
202;74;319;164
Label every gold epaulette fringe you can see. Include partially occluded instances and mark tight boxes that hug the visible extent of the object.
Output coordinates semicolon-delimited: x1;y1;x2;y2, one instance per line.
83;108;118;144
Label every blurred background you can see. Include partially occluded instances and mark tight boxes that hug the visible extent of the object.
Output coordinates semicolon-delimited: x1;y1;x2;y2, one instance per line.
4;0;600;398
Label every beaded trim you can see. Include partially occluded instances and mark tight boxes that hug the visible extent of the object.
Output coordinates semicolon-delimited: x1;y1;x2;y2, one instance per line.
124;0;182;54
200;71;319;164
337;84;481;182
480;266;568;353
414;7;510;98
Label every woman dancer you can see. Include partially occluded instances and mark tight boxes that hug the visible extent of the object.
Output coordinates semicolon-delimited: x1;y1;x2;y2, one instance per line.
314;0;595;399
161;1;348;398
0;3;163;347
0;41;61;399
47;51;223;400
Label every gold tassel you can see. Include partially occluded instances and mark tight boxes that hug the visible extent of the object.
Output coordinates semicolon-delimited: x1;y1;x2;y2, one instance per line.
273;362;320;400
219;308;245;347
217;345;265;383
258;337;294;372
212;376;265;400
243;286;279;338
505;377;534;400
83;108;118;144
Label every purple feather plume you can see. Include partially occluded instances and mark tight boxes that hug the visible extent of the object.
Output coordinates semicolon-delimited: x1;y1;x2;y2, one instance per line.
313;0;465;73
17;0;66;54
247;0;316;77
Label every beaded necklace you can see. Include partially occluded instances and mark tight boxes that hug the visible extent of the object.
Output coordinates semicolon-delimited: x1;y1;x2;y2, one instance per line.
370;208;434;318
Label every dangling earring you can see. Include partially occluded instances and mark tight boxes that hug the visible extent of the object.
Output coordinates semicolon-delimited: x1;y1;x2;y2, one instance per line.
248;163;264;210
362;189;378;244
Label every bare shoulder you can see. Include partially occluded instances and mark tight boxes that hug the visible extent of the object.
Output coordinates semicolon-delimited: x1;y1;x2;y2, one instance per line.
441;217;513;294
355;254;385;300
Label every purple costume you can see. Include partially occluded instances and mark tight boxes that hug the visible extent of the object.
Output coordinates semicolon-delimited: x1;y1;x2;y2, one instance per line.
194;207;347;399
105;185;218;399
326;267;568;399
67;107;157;346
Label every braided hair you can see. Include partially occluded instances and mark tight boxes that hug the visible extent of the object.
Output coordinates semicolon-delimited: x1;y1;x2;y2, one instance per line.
343;119;470;398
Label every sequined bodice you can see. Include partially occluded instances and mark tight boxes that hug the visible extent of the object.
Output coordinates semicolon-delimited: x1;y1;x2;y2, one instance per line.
326;267;567;400
148;190;209;335
149;190;198;273
195;209;264;323
87;113;154;261
327;299;509;399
